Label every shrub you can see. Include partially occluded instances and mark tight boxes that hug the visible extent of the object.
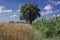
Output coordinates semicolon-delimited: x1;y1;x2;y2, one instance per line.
32;16;60;39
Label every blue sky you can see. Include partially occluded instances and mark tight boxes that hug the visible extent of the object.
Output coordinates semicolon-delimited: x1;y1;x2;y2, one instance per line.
0;0;60;22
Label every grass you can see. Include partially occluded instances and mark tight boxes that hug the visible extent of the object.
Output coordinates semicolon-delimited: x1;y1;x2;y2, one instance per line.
0;23;34;40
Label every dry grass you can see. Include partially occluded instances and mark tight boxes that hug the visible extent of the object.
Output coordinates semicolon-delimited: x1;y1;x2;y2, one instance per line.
0;23;34;40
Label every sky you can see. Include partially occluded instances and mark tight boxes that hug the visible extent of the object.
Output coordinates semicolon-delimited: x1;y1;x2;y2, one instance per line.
0;0;60;22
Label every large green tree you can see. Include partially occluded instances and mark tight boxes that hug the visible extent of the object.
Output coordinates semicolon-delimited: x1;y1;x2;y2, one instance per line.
20;3;40;24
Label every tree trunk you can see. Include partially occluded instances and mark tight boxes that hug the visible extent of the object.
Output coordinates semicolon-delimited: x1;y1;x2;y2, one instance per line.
30;20;32;24
26;20;32;24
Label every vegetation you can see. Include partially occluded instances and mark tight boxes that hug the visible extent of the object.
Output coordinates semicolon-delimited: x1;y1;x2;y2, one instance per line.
32;15;60;40
0;23;34;40
20;3;40;24
9;21;15;23
0;16;60;40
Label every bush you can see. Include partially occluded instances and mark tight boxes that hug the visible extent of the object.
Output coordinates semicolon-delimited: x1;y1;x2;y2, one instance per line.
32;16;60;39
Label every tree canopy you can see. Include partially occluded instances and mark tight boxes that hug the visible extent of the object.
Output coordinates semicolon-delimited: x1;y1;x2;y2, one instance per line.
19;3;40;24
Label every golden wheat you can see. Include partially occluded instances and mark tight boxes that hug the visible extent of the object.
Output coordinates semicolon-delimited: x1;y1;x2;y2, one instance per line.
0;23;34;40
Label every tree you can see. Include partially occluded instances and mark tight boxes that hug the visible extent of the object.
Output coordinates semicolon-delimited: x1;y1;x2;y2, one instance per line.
20;3;41;24
9;21;14;23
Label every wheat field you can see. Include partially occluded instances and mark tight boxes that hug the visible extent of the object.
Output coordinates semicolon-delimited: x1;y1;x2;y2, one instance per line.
0;23;34;40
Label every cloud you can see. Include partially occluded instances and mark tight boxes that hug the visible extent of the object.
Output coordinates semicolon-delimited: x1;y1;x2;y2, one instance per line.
42;4;60;16
17;10;20;12
53;14;60;17
10;15;18;18
46;10;53;13
41;4;59;17
44;4;52;10
41;10;60;16
41;4;53;16
0;5;12;13
0;6;4;10
3;10;12;13
57;14;60;17
41;10;53;16
53;10;60;17
53;15;55;17
54;10;60;13
51;0;60;5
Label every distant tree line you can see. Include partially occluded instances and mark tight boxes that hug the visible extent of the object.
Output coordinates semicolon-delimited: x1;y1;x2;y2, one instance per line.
9;21;26;24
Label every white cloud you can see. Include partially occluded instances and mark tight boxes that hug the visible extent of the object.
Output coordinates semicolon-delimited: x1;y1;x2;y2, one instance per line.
41;10;53;16
42;4;59;17
46;10;53;13
53;15;55;17
17;5;21;12
44;4;52;10
41;10;60;16
0;6;4;12
10;15;18;18
3;10;12;13
0;5;12;13
53;14;60;17
0;6;4;10
57;14;60;17
41;12;45;16
42;4;53;16
17;10;20;12
51;1;60;5
42;5;60;16
54;10;60;13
